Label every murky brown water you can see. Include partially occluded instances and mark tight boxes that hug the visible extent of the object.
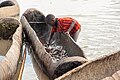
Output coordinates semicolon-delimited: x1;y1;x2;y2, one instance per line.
16;0;120;79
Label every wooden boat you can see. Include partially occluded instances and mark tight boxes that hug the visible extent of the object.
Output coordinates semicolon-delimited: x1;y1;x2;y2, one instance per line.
0;17;23;80
55;51;120;80
0;0;20;19
21;8;120;80
21;8;88;80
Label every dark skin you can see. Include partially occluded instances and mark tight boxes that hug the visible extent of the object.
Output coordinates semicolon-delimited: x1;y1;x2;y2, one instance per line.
48;18;56;44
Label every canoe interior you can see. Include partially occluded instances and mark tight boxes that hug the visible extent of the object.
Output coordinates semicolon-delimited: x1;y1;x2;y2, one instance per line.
51;32;86;58
0;0;20;19
0;40;12;56
0;18;19;56
22;8;50;45
0;0;15;8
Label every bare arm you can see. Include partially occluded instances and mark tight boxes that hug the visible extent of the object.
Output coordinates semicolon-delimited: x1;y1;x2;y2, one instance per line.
48;32;54;44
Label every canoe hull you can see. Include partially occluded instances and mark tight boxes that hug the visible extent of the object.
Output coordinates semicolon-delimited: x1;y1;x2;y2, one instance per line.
0;17;22;80
55;51;120;80
0;0;20;19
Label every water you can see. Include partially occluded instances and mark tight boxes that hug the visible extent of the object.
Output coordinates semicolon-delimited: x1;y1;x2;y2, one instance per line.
22;46;38;80
0;56;4;61
16;0;120;79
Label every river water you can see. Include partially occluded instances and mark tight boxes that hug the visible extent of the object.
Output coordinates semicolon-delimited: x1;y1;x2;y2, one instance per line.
16;0;120;79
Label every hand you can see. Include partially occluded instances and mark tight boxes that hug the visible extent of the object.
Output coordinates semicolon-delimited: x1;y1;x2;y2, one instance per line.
65;31;70;36
44;41;49;47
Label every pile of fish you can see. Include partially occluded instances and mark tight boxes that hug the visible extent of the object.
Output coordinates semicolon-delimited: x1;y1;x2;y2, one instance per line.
45;45;68;62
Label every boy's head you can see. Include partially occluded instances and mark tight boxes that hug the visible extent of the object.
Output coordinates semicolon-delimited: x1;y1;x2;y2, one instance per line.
45;14;56;26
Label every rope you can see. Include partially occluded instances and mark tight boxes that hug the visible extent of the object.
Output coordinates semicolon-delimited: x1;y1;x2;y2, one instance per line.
17;44;27;80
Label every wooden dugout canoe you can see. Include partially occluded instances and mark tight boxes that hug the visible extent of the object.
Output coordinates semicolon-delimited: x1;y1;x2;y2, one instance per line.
0;17;22;80
21;8;120;80
21;8;88;80
0;0;20;19
55;51;120;80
